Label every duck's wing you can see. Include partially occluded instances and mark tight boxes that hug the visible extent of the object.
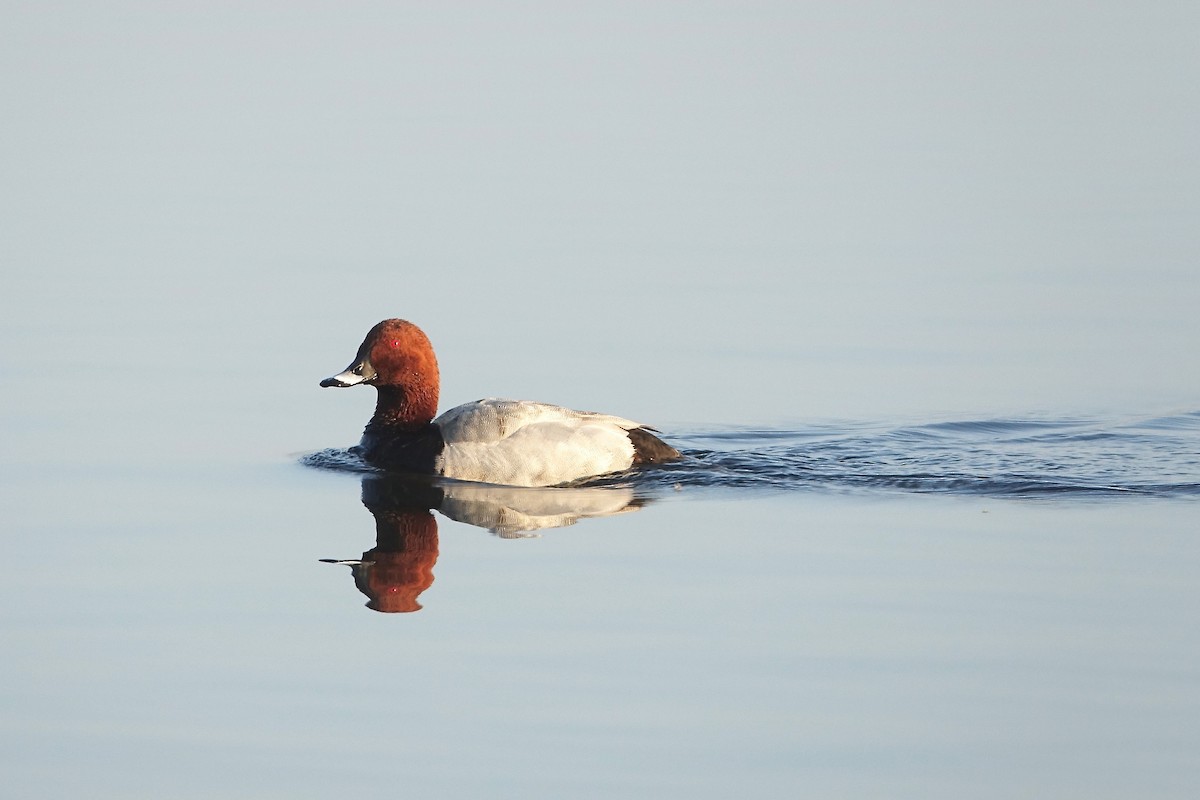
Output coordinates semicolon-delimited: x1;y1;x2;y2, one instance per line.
434;398;644;444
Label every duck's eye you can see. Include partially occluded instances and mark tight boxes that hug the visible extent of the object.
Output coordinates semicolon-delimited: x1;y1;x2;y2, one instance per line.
390;339;401;348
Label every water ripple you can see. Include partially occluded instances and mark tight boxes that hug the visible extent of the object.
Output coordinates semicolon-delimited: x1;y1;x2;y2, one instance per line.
622;412;1200;498
304;412;1200;499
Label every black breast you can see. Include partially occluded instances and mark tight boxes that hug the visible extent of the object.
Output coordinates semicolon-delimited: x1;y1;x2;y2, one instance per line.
358;423;446;475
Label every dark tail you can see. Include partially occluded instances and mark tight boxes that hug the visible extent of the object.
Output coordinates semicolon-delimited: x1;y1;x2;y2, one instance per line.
628;427;683;465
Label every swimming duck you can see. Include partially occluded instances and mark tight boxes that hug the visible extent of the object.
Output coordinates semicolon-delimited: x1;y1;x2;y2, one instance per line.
320;319;681;486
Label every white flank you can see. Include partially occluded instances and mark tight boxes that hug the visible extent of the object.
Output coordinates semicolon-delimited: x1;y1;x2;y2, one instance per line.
433;399;643;487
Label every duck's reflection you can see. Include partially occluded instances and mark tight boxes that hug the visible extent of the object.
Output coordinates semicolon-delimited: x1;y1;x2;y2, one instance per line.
322;475;646;613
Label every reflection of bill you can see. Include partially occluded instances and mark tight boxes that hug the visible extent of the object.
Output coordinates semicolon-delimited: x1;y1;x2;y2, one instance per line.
322;475;647;613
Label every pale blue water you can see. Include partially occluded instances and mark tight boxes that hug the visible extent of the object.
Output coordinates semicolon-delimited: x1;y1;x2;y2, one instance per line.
7;458;1200;798
4;2;1200;798
669;414;1200;496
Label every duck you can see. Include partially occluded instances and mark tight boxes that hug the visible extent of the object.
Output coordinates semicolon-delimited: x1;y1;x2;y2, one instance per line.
320;319;682;487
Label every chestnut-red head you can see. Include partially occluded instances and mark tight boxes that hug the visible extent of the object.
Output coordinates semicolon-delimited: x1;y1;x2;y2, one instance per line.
321;319;441;426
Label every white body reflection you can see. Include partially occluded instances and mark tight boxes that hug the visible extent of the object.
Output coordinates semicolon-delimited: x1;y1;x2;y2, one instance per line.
436;479;642;538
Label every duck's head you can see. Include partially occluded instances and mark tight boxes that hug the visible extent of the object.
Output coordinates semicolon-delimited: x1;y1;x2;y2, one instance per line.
321;319;438;388
320;320;441;426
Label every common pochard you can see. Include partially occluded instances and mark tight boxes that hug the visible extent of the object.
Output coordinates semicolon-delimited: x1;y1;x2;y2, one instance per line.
320;319;681;486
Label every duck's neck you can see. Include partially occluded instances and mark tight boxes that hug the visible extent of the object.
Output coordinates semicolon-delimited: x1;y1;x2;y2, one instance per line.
374;508;439;553
365;385;438;433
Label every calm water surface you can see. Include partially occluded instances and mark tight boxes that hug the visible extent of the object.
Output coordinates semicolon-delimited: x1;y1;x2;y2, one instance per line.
4;409;1198;798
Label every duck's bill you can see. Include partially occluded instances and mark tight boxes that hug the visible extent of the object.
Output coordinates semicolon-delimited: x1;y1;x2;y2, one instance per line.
320;372;366;388
320;359;376;387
